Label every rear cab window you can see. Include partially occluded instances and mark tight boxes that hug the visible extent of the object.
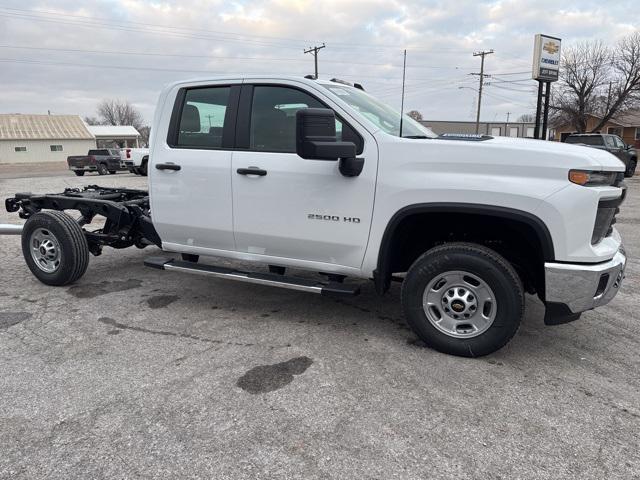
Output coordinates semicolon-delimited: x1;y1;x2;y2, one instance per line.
170;86;235;149
565;136;604;146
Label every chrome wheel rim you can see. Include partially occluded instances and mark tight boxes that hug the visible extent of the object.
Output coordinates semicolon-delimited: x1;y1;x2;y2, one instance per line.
30;227;61;273
422;270;497;339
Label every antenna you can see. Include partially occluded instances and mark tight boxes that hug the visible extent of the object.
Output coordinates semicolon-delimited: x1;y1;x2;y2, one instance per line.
399;49;407;138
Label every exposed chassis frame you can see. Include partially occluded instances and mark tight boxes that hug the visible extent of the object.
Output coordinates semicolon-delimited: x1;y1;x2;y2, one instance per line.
5;185;161;255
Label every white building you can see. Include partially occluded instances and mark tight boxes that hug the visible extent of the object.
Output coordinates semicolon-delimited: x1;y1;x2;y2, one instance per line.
87;125;141;148
0;114;95;164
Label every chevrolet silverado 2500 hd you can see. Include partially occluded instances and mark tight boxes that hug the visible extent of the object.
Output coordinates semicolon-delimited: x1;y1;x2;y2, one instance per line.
4;76;627;357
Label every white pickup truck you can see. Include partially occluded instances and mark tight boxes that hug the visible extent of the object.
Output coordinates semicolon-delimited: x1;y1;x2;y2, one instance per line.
4;75;627;357
120;147;150;176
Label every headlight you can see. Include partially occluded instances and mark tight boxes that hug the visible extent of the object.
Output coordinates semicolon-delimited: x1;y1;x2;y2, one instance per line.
569;170;618;186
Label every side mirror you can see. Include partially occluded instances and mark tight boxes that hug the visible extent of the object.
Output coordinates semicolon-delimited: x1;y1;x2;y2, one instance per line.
296;108;356;161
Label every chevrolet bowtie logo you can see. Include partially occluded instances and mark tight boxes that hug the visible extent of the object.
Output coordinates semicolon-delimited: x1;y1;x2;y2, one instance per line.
543;41;559;55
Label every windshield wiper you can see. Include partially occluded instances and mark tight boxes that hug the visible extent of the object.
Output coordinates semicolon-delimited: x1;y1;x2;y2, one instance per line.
402;135;431;139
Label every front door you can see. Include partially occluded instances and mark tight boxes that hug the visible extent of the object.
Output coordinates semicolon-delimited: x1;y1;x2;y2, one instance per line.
612;135;629;164
231;83;377;270
150;83;240;253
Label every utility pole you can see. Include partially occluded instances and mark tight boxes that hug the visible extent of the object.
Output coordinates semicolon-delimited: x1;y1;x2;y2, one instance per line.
471;50;494;134
506;112;511;123
304;43;325;79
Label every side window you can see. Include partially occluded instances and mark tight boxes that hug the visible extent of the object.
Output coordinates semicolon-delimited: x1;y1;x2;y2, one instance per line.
249;86;363;154
614;136;625;148
604;136;616;148
177;87;231;148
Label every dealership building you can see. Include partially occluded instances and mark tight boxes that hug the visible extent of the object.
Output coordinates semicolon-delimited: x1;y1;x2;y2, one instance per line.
0;114;141;164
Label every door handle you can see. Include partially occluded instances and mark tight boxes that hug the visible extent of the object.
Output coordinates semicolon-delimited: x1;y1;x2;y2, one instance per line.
237;167;267;176
156;163;181;171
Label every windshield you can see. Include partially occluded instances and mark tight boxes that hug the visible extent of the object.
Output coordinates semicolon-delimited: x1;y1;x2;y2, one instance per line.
322;84;437;138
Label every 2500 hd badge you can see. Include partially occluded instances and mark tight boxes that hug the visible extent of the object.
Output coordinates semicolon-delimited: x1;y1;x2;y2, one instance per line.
308;214;361;223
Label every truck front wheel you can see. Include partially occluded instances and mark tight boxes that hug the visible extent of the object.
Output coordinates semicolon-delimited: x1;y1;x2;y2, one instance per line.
21;211;90;286
97;163;108;175
626;159;637;178
402;242;524;357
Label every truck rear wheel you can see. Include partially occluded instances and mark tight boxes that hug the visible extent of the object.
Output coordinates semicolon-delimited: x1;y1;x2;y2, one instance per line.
21;211;90;286
402;242;524;357
97;163;108;175
74;171;85;176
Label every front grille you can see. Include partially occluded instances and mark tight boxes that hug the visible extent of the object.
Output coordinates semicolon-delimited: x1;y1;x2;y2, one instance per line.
591;188;626;245
613;172;625;187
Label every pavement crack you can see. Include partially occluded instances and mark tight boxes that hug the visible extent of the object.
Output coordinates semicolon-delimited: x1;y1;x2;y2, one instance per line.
98;317;279;348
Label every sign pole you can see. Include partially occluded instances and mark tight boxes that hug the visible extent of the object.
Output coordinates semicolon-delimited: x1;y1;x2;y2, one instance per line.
534;80;543;139
541;81;551;140
532;34;561;140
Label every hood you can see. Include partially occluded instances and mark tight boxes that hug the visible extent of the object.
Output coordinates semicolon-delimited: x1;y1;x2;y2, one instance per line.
470;135;626;171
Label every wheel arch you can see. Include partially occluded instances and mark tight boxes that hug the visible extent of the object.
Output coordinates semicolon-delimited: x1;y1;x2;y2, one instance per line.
373;203;555;294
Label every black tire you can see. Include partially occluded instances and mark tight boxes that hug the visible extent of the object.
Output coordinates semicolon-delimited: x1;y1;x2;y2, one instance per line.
401;242;524;357
21;211;90;286
97;163;108;175
625;159;637;178
139;158;148;176
108;170;117;175
74;171;85;176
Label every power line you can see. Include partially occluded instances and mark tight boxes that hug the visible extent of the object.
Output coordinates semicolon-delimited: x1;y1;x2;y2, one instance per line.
0;11;305;50
0;6;501;54
0;44;483;71
0;57;306;75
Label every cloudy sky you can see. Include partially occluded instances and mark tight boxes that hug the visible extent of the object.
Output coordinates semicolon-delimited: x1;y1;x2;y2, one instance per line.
0;0;638;125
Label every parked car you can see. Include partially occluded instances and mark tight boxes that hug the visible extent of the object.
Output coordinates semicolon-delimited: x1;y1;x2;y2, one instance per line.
120;148;150;176
564;133;637;177
5;76;627;357
67;149;125;176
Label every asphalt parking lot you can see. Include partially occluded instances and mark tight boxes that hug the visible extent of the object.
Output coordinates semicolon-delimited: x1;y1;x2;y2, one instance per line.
1;169;639;479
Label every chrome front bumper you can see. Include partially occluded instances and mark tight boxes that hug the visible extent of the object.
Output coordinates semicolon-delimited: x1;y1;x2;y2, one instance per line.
544;248;626;323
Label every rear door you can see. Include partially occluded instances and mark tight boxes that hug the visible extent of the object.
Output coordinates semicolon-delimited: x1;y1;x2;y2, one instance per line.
230;81;377;269
150;82;240;253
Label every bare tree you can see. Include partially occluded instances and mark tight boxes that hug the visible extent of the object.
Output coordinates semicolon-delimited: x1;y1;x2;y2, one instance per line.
552;40;609;133
138;126;151;147
552;33;640;133
97;99;144;130
406;110;423;121
591;32;640;131
517;113;535;123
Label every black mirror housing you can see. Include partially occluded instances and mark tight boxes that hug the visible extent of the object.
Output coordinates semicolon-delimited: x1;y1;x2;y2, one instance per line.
296;108;356;161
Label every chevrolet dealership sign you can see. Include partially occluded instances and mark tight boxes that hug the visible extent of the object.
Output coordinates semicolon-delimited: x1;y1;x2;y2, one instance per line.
532;34;561;82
